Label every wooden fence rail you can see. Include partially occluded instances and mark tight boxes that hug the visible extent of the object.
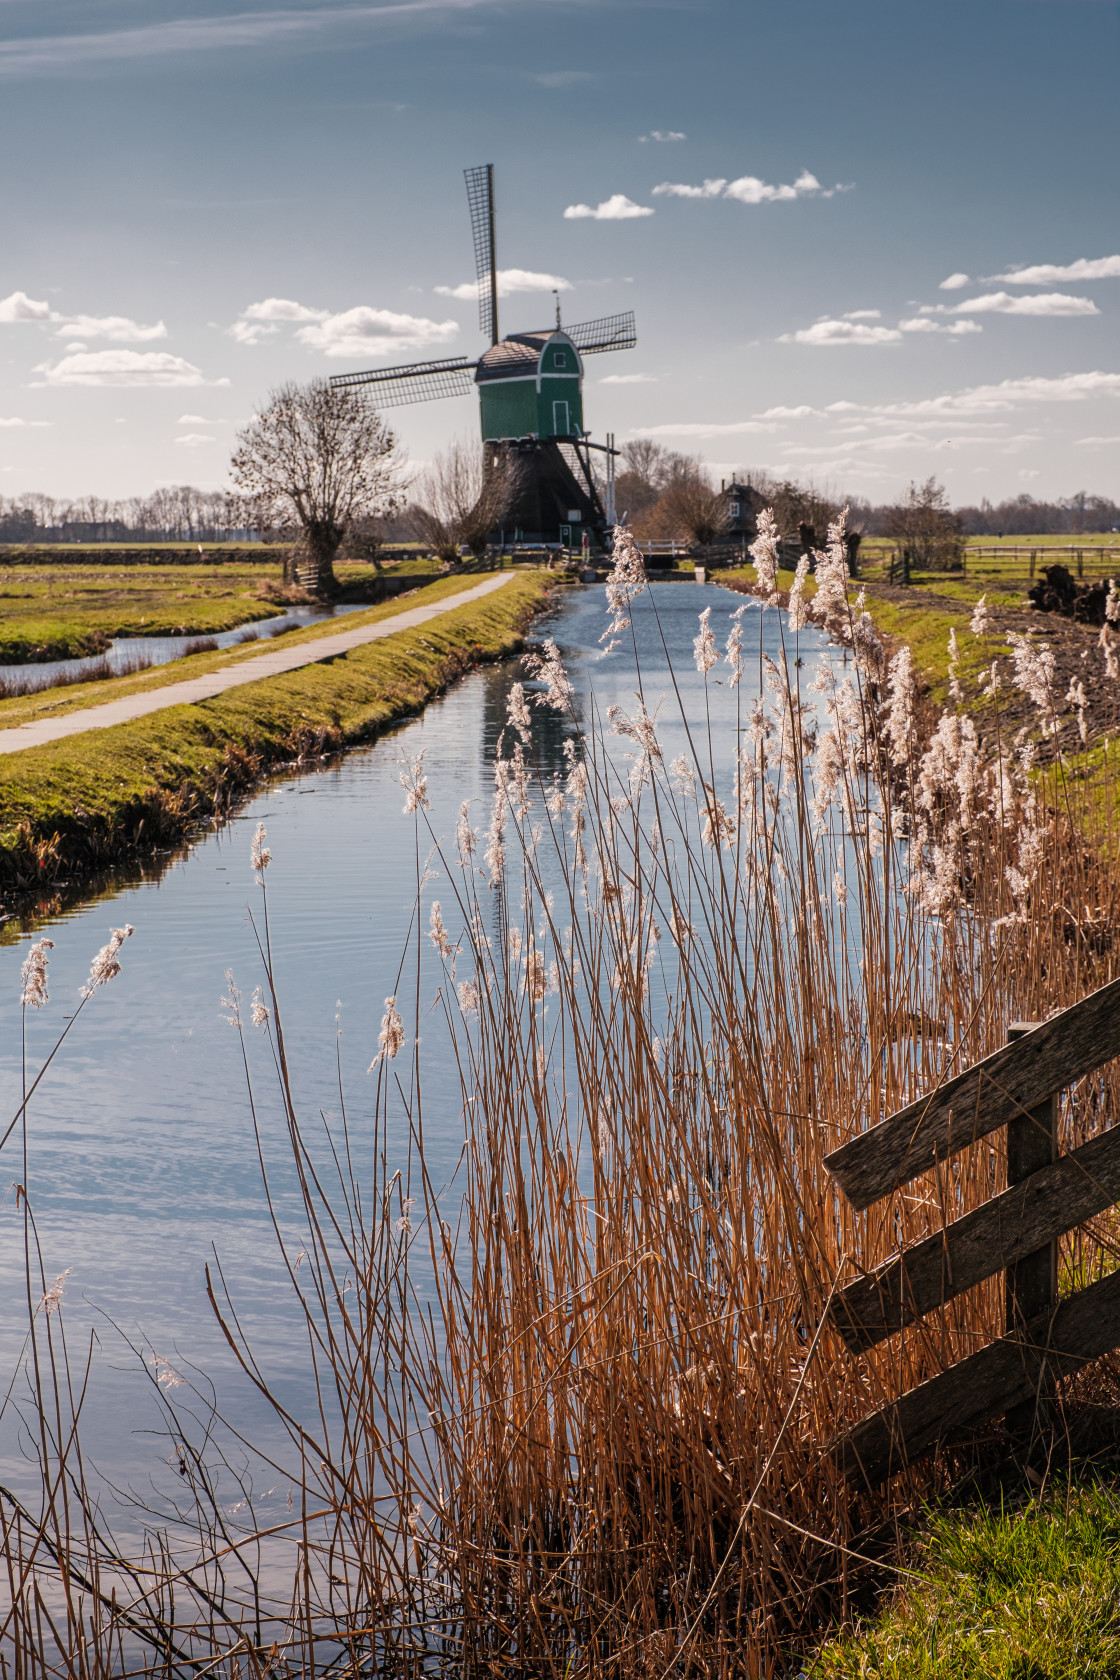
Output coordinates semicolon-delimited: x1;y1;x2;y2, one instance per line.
825;976;1120;1485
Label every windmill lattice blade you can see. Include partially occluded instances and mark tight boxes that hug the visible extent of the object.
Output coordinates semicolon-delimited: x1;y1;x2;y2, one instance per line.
329;358;477;408
464;163;498;345
564;311;637;355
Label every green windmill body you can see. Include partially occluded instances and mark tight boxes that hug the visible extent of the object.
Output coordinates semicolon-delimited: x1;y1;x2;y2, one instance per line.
330;166;635;550
476;331;584;443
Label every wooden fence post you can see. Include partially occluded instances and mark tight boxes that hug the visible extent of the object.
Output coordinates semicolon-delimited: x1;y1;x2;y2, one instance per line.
1004;1021;1058;1437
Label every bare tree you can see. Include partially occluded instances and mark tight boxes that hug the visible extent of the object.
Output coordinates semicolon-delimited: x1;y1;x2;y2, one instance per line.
643;459;730;549
883;477;964;575
409;442;521;567
230;379;401;597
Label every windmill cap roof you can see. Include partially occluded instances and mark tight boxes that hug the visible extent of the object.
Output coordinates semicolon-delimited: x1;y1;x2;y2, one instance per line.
475;330;579;382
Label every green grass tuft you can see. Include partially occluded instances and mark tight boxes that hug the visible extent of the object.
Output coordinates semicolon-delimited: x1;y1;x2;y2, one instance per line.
812;1482;1120;1678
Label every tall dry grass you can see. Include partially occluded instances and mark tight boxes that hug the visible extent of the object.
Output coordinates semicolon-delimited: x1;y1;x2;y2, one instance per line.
4;513;1120;1676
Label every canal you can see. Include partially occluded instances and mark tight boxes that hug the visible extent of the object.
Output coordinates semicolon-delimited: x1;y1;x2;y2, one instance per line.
0;579;837;1521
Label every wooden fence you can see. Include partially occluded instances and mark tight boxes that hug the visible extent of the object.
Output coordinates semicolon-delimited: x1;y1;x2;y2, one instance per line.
825;974;1120;1485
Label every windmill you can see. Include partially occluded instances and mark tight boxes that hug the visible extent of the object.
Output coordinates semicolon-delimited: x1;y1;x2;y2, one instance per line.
329;165;636;551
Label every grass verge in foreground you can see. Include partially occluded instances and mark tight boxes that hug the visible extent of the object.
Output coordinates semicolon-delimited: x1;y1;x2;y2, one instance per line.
811;1479;1120;1678
0;570;551;901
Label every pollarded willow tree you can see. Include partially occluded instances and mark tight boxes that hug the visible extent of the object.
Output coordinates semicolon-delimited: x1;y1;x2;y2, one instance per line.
231;379;401;598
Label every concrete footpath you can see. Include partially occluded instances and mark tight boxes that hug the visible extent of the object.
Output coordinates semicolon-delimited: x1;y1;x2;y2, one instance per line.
0;572;516;757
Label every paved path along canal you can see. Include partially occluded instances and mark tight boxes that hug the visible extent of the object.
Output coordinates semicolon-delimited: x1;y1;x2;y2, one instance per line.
0;571;516;756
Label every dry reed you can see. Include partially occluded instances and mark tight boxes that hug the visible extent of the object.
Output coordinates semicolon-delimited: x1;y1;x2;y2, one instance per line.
5;513;1120;1676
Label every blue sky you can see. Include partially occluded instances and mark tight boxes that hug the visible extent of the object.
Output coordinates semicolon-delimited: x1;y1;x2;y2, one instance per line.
2;0;1119;505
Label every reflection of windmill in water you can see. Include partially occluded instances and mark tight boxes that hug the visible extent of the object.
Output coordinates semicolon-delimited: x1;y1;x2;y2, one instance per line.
330;165;635;550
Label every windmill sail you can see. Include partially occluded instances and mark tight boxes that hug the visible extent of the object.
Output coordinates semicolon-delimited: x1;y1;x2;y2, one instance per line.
329;356;478;407
563;311;637;355
464;163;499;347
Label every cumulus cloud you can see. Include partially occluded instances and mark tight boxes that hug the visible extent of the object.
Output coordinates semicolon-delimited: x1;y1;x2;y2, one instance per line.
599;373;657;384
435;268;572;300
757;404;820;419
653;169;838;204
843;309;881;320
947;290;1099;317
177;412;210;423
1075;435;1120;446
780;318;903;346
230;297;458;356
175;432;215;446
992;255;1120;285
0;416;50;427
639;130;686;142
243;297;329;322
2;290;168;340
0;290;59;323
294;306;459;358
899;316;983;336
55;314;167;342
939;272;971;290
563;194;654;221
33;350;216;387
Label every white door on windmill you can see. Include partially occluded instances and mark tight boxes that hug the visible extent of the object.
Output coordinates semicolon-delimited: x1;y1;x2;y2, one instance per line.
552;400;570;436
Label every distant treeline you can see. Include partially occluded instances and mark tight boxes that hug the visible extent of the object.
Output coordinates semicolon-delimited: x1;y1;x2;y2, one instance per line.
0;485;418;548
0;486;254;544
945;493;1120;537
3;479;1118;547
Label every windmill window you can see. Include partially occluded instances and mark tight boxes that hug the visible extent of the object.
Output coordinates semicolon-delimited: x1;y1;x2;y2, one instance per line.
729;501;741;516
553;351;567;368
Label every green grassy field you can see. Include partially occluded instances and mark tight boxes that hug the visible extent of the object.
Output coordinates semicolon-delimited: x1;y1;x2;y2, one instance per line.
0;556;445;663
812;1480;1120;1677
0;569;551;900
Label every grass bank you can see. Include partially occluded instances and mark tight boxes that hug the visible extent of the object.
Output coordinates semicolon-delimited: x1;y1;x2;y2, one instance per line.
812;1478;1120;1677
0;569;551;901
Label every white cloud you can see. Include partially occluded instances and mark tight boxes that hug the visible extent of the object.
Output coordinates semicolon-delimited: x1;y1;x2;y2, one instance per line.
0;290;59;323
939;272;971;290
757;404;820;419
843;309;881;320
653;178;726;199
175;432;215;446
0;416;50;427
867;370;1120;418
294;306;459;358
628;420;777;437
230;296;329;342
1076;435;1120;446
653;169;830;205
177;412;209;423
639;131;686;143
230;320;279;345
243;297;331;322
33;350;213;387
992;255;1120;285
55;314;167;342
780;318;902;346
563;195;654;221
599;373;657;384
899;316;983;336
229;297;458;357
949;290;1099;317
435;268;572;300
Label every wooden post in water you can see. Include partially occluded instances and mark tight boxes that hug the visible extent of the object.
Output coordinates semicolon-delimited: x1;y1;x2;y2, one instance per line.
1004;1021;1058;1439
